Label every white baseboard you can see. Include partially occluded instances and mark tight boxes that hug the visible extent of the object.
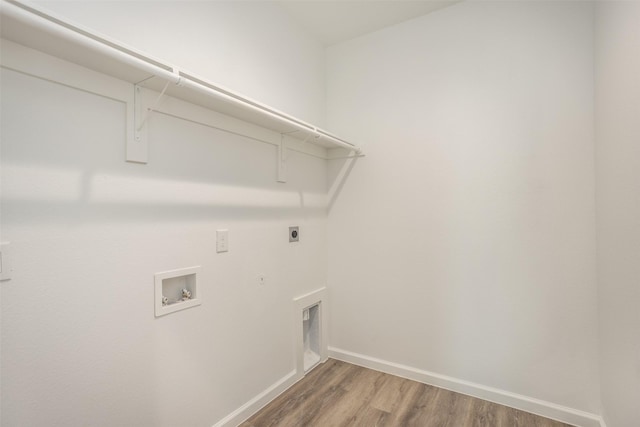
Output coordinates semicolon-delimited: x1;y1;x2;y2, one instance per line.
329;347;605;427
212;370;300;427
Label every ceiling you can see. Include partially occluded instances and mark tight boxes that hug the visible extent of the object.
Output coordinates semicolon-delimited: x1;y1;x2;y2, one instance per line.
276;1;461;46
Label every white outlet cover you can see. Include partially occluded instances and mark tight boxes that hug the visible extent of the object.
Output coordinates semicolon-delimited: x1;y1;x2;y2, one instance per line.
216;229;229;253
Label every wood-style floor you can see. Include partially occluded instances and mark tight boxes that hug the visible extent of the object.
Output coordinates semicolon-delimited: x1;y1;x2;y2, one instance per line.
240;359;574;427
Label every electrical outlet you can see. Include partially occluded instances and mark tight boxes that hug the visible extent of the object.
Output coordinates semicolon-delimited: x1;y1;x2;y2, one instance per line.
289;226;299;243
216;229;228;253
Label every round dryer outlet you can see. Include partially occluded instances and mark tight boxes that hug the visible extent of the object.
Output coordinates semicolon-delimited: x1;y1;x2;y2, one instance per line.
289;226;299;242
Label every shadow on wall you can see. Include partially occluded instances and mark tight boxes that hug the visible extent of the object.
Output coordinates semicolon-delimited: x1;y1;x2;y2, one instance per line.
1;64;338;426
327;150;360;214
0;67;349;225
2;161;329;224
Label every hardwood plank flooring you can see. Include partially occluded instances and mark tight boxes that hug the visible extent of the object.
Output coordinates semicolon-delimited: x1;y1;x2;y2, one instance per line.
240;359;574;427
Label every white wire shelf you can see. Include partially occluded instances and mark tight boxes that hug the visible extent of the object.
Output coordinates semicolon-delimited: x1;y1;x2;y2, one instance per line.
0;0;362;155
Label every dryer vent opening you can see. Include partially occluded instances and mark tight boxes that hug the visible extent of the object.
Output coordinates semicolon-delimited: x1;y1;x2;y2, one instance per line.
303;303;321;372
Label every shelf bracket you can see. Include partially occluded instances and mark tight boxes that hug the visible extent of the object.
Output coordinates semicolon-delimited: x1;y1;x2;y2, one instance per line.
136;81;170;132
277;135;287;183
127;84;149;163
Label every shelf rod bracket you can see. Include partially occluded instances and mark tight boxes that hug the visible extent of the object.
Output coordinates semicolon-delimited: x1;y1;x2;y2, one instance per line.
136;80;170;132
277;134;287;183
127;84;149;163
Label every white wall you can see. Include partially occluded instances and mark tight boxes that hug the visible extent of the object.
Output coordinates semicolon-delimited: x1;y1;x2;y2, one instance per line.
35;0;326;126
0;3;328;426
5;1;638;425
327;0;600;414
595;2;640;426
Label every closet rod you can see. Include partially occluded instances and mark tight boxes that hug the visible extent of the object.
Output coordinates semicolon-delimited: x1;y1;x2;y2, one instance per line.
177;78;361;153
